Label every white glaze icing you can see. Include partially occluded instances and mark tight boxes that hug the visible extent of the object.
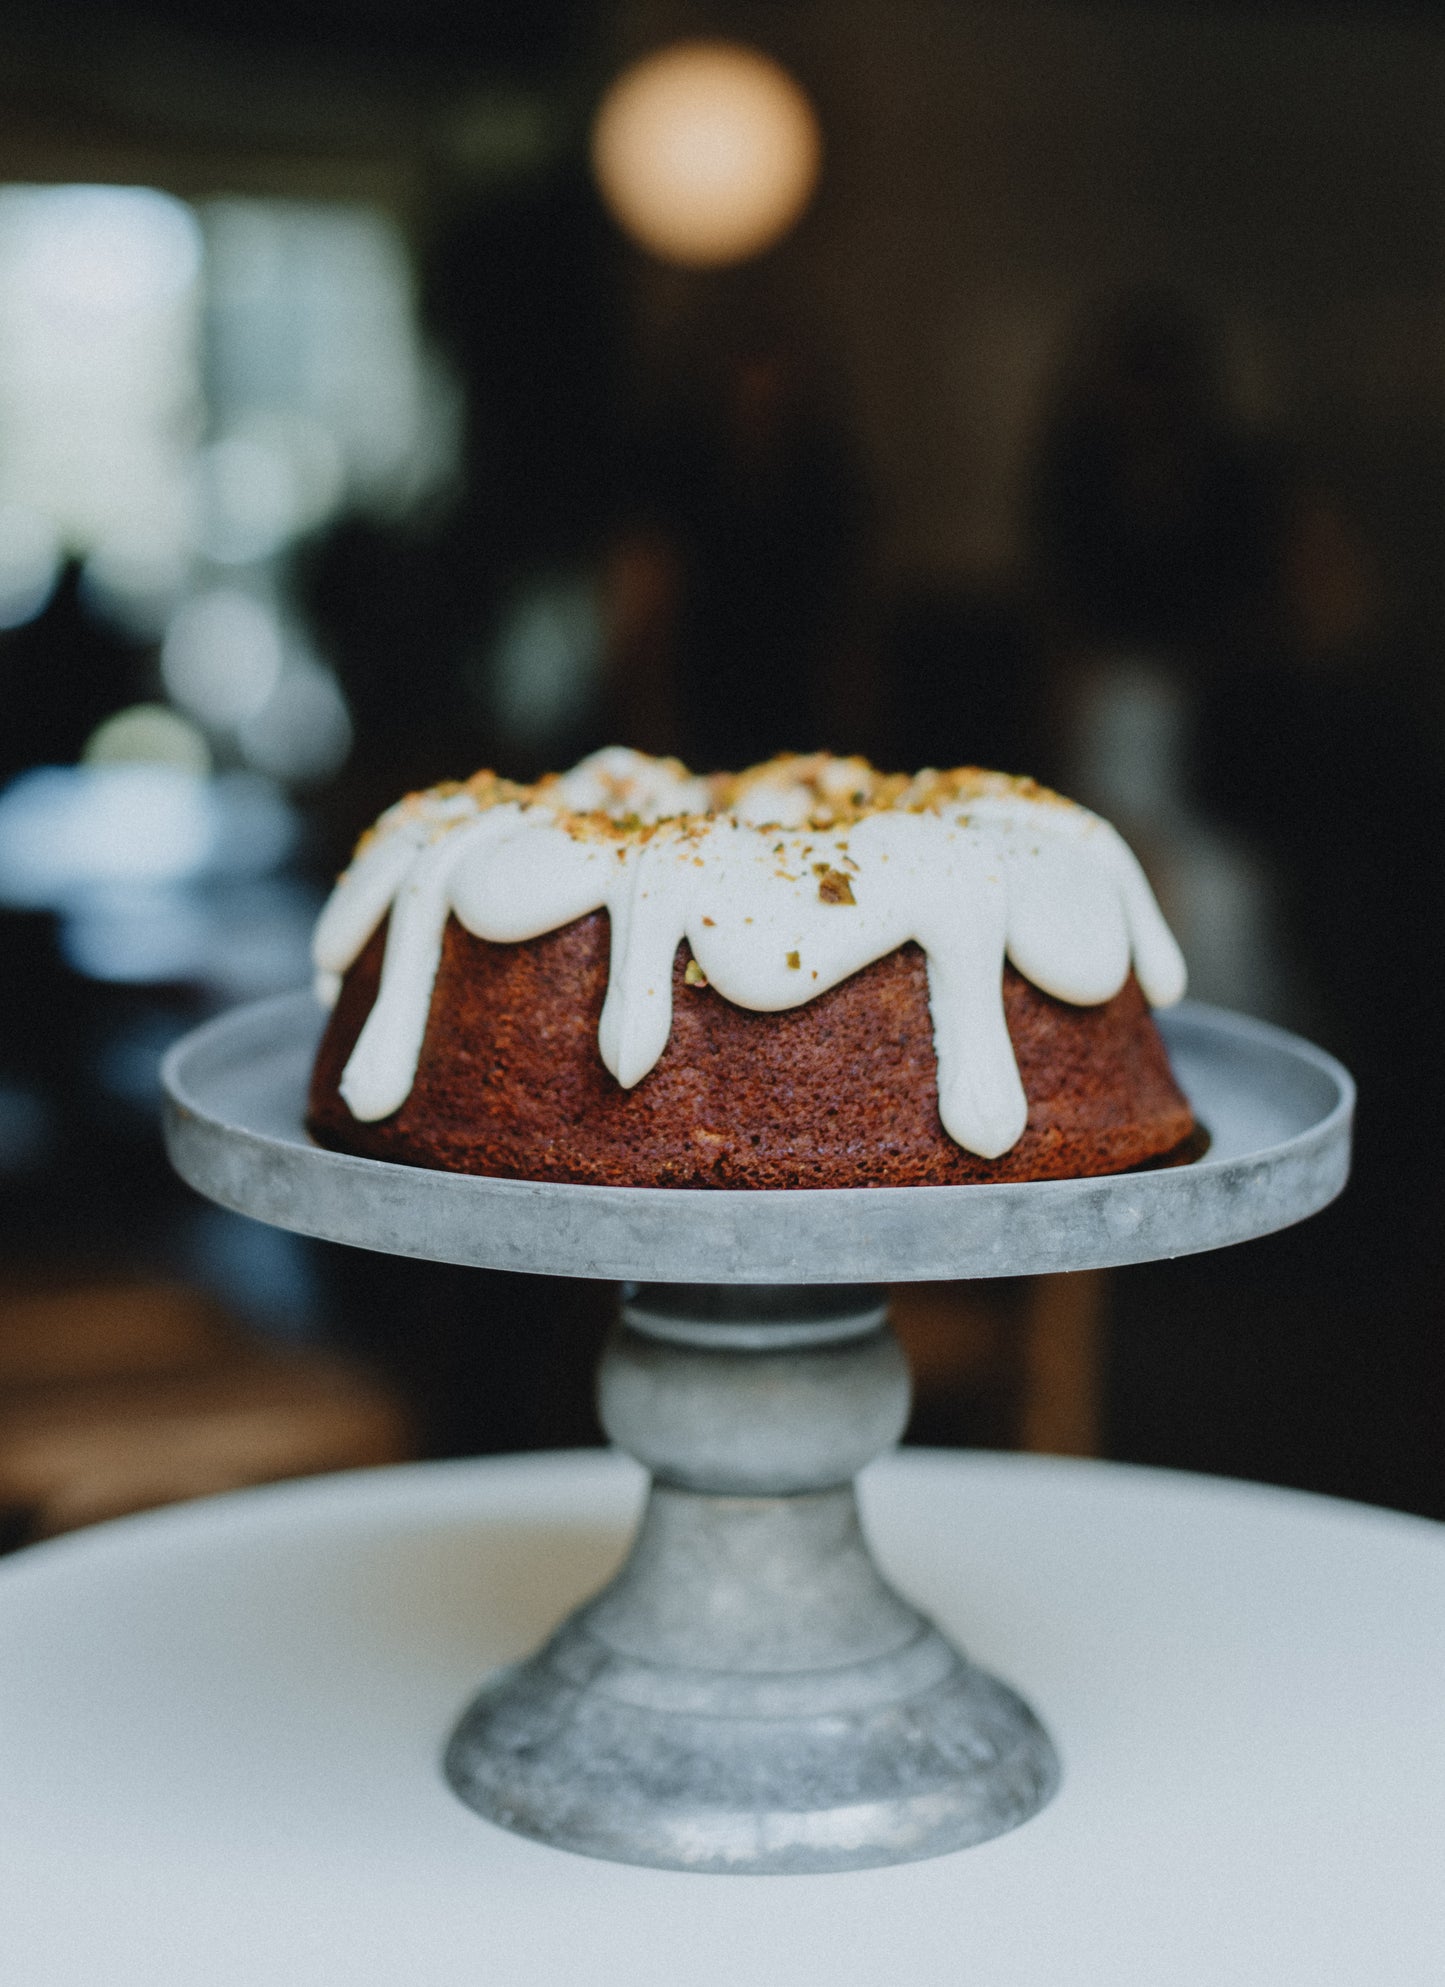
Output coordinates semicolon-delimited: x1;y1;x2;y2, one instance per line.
312;749;1186;1159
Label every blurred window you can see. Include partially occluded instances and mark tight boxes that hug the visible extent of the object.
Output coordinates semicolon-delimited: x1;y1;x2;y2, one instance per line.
0;185;457;996
0;183;457;783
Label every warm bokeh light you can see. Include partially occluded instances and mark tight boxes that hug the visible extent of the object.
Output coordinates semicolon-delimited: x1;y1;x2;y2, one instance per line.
591;41;822;268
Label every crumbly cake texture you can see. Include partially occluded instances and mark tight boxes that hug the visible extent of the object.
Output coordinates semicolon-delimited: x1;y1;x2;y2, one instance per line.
308;916;1191;1187
308;924;1193;1191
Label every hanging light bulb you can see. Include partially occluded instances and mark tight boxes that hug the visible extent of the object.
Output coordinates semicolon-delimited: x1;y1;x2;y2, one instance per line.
591;40;822;268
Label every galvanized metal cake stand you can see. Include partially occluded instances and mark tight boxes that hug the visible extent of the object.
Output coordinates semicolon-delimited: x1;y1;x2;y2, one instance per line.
162;993;1352;1875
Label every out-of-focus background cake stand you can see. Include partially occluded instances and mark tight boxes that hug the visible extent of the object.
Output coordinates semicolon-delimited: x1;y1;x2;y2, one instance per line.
141;990;1352;1877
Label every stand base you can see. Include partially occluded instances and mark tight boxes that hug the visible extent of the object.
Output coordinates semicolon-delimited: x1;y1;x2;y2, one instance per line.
445;1483;1059;1874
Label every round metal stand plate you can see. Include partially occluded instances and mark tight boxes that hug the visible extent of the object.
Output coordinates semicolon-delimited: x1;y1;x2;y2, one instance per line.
162;992;1352;1283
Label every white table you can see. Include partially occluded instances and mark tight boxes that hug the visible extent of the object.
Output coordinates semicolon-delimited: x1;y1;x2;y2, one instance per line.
1;1450;1441;1986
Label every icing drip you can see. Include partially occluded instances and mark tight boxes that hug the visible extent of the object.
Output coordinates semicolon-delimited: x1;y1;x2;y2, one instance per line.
312;749;1186;1160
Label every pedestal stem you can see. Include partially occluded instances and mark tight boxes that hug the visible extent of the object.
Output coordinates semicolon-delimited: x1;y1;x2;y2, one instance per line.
445;1283;1058;1872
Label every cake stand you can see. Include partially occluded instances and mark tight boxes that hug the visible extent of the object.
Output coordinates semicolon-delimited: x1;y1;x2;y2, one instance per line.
161;993;1351;1874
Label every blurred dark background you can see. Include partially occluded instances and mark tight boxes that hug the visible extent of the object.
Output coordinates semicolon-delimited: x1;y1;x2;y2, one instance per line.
0;0;1442;1543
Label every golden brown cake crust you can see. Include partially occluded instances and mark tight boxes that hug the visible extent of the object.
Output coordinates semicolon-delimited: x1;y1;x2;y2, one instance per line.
307;911;1194;1188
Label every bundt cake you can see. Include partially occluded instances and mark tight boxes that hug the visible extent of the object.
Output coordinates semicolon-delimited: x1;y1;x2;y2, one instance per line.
307;749;1192;1188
